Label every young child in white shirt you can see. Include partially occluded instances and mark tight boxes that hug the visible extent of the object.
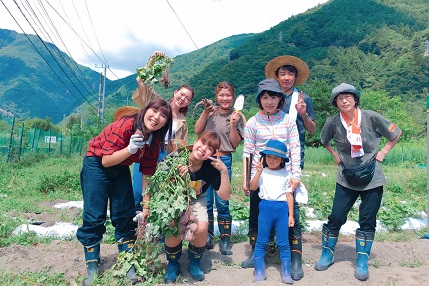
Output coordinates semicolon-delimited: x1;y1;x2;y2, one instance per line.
249;139;294;284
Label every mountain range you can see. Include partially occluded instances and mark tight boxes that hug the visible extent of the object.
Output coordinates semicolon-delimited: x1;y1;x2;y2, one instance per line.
0;0;428;132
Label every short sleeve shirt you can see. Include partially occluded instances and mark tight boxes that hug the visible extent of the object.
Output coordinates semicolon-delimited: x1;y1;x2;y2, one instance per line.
204;109;244;152
86;117;160;175
189;160;221;194
320;109;401;190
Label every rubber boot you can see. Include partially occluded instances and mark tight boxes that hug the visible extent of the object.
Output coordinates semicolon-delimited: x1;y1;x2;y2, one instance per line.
289;236;304;280
253;257;266;282
354;229;374;281
241;231;257;268
315;224;339;271
164;243;182;284
117;239;138;284
206;214;214;250
188;244;205;281
218;217;233;255
281;259;294;284
83;245;100;286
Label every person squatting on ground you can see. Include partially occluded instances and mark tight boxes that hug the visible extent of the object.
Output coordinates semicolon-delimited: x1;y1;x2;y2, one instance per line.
162;131;231;283
249;139;295;284
241;78;301;274
131;51;195;212
194;81;244;255
76;99;172;285
261;55;316;280
315;83;402;281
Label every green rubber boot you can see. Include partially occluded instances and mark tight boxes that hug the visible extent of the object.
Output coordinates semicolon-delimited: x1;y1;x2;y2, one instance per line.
117;239;138;284
218;216;233;255
241;230;257;268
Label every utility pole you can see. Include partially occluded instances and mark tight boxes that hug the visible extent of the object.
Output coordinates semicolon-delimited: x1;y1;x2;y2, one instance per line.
95;64;109;125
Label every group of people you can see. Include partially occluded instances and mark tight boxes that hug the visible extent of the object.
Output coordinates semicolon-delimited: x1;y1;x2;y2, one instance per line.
76;52;402;285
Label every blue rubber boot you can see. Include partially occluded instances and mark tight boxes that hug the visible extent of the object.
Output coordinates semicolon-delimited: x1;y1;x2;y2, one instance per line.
164;243;182;284
281;259;294;284
315;224;339;271
354;229;374;281
188;244;205;281
117;239;138;284
83;245;100;286
253;257;266;282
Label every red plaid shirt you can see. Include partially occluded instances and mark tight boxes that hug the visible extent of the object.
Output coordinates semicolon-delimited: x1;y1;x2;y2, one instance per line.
86;117;160;175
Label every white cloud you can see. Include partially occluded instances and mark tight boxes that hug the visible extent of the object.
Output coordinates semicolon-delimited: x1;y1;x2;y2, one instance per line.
0;0;329;80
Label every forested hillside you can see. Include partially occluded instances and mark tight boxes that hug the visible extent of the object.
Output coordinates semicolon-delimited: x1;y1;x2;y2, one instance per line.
0;0;428;144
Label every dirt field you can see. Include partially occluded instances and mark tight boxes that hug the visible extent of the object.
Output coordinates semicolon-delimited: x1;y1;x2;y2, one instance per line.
1;233;428;285
2;202;428;285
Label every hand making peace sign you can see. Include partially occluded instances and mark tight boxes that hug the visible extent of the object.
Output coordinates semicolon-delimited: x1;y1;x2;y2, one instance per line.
295;91;307;115
208;150;228;174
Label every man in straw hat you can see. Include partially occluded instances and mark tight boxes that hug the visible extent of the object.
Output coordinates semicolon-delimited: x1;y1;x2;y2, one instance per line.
264;55;316;281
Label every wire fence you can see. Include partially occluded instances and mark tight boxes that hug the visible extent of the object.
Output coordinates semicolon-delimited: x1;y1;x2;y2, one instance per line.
1;120;89;162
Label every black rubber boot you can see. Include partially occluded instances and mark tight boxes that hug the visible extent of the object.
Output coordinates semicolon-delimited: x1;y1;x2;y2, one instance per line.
241;230;257;268
164;243;182;284
188;244;205;281
206;214;214;250
83;244;100;286
218;216;233;255
117;239;138;284
289;236;304;281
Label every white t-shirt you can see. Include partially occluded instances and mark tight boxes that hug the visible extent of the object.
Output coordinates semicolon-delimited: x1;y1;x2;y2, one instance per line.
257;168;292;201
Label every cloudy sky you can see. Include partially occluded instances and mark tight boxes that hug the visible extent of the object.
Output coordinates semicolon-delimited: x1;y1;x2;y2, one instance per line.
0;0;329;80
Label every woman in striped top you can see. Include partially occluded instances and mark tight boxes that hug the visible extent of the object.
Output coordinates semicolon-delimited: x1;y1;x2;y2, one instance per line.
240;78;301;269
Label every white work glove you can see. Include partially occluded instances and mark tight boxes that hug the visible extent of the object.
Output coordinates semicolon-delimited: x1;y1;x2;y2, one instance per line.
128;134;144;154
133;211;143;223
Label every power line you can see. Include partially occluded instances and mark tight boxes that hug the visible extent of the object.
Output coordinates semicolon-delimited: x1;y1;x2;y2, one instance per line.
0;0;98;112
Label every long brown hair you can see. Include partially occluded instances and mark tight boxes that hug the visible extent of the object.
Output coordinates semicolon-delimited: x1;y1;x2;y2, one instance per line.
132;99;172;151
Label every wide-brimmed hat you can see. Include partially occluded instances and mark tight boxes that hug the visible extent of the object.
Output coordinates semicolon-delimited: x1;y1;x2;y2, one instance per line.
330;83;361;106
265;55;310;86
255;78;284;104
260;139;289;162
113;106;140;121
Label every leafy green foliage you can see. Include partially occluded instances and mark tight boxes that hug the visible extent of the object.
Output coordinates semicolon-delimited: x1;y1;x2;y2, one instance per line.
136;55;172;85
146;147;196;238
229;200;249;221
37;171;80;194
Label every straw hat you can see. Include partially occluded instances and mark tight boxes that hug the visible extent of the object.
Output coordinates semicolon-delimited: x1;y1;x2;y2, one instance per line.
264;56;310;86
113;106;140;121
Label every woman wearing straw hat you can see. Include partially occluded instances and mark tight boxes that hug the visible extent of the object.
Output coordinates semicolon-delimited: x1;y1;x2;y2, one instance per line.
315;83;401;281
77;98;172;285
241;78;301;275
262;55;316;280
127;51;195;213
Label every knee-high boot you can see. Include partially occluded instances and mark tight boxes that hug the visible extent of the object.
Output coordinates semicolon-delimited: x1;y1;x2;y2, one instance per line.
188;244;205;281
241;229;257;268
289;236;304;280
253;257;266;282
83;244;100;286
315;224;339;271
354;229;374;281
117;239;138;284
281;259;294;284
164;242;182;284
218;216;233;255
206;214;214;250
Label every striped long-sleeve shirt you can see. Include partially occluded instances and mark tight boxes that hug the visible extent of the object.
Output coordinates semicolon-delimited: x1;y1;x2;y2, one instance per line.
243;110;301;179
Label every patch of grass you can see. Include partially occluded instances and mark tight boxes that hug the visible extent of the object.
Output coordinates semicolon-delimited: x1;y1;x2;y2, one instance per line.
399;259;423;268
0;270;70;285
